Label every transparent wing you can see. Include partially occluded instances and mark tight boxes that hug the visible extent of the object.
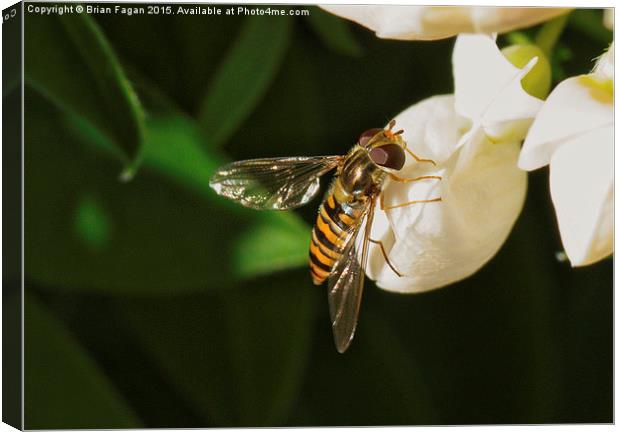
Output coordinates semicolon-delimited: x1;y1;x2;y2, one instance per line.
327;197;375;353
209;156;343;210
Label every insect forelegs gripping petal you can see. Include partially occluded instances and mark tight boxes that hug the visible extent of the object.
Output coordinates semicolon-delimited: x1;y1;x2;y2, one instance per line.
369;238;402;277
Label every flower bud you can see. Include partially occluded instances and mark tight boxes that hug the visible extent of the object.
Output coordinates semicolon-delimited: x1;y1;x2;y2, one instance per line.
502;44;551;99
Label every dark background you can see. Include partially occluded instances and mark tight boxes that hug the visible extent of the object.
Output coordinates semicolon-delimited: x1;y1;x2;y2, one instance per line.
14;4;613;428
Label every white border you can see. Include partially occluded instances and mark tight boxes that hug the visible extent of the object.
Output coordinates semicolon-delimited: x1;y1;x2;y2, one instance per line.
0;2;616;432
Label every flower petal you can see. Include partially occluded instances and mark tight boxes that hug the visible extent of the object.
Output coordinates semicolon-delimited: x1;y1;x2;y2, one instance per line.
593;41;614;80
519;75;613;170
320;6;568;41
549;126;613;266
453;34;543;141
319;5;469;40
319;5;431;40
366;97;527;293
470;7;569;34
392;94;462;167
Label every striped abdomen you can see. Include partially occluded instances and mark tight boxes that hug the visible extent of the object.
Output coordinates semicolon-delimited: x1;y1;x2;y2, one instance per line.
309;194;362;285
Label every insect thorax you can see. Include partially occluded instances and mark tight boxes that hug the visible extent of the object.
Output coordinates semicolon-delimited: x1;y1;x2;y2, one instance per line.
336;145;386;202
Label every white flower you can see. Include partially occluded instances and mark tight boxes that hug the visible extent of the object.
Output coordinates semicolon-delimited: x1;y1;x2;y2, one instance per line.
519;43;614;266
320;5;569;41
365;34;543;293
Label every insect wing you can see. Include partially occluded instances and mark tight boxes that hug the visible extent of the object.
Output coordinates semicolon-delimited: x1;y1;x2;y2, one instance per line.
327;197;375;353
209;156;343;210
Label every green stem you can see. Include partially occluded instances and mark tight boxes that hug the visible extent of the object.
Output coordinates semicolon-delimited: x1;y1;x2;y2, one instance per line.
535;13;570;56
505;31;532;46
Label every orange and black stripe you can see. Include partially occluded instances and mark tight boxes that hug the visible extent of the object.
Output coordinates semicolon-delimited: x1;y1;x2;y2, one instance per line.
309;194;359;285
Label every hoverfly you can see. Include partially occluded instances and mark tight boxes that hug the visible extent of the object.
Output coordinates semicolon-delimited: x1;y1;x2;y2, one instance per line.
209;120;441;353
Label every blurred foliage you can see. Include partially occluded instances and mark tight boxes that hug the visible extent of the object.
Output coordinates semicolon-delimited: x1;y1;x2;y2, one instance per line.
305;8;363;57
17;5;612;428
24;13;145;176
198;16;292;146
74;195;112;251
24;294;141;429
119;271;318;426
24;91;309;294
568;9;614;44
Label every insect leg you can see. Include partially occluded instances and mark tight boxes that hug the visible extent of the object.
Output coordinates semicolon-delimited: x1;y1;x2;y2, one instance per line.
380;192;442;211
369;238;402;277
389;173;442;183
382;198;442;210
401;141;437;166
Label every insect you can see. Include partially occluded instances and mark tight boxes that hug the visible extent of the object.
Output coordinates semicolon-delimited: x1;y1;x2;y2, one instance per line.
209;121;441;353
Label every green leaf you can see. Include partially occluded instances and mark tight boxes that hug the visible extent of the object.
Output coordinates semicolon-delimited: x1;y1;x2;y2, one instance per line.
220;37;326;158
306;8;363;57
142;114;222;195
25;92;310;295
24;13;145;175
95;11;245;115
198;16;292;146
25;293;141;429
233;212;311;278
119;275;318;426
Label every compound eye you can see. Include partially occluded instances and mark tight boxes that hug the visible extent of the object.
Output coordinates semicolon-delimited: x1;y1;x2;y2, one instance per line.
369;144;406;170
358;128;383;147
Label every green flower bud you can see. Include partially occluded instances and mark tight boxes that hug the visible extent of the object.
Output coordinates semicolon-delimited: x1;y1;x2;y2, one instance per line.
502;44;551;100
